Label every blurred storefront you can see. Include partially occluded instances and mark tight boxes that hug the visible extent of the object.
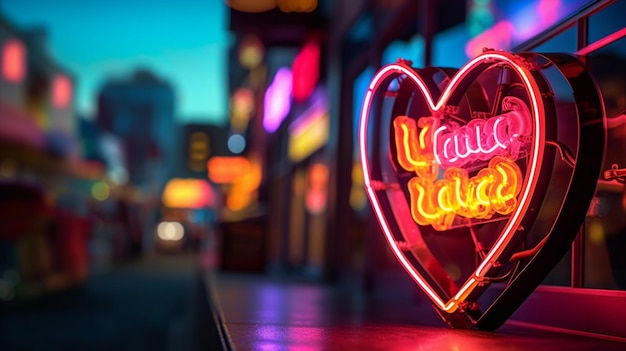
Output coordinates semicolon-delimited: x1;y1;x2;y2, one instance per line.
224;4;329;275
0;15;94;302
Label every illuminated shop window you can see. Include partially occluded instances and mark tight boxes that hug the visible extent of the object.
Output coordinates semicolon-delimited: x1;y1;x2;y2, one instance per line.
583;36;626;291
188;131;210;172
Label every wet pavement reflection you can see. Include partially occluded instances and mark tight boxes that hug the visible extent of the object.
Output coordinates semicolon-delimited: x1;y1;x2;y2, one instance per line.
210;273;626;351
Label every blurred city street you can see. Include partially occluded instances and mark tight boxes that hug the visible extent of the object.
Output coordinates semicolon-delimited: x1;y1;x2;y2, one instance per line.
0;254;200;351
1;0;626;349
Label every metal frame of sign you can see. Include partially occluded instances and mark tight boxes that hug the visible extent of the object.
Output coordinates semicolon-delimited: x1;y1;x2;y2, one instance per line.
359;50;605;329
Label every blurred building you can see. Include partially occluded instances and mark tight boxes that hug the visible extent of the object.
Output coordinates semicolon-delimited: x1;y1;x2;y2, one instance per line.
96;69;177;253
223;1;330;275
179;122;230;179
0;13;91;302
97;69;175;191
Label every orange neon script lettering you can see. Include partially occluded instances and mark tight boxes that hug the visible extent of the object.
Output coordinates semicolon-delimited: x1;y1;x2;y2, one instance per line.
394;116;523;231
393;116;439;181
406;157;522;230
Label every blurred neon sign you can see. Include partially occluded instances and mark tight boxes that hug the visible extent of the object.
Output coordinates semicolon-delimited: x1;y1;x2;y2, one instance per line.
263;67;292;133
465;0;588;57
292;41;320;102
162;178;214;209
207;156;250;184
288;92;329;162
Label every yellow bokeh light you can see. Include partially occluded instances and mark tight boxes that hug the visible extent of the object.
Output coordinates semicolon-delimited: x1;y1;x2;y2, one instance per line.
226;0;277;13
277;0;317;12
162;178;214;209
288;112;329;162
588;220;605;245
92;181;110;201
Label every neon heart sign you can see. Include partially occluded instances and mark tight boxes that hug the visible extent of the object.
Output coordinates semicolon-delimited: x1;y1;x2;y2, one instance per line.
359;51;605;329
393;97;529;230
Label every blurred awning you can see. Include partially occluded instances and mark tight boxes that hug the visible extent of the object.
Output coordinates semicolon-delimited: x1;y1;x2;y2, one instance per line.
0;103;45;150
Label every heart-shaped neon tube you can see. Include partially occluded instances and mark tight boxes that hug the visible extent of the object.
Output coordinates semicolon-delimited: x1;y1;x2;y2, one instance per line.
359;51;545;313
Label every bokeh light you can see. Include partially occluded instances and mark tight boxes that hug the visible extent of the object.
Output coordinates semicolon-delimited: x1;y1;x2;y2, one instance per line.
157;221;184;241
2;39;25;83
91;181;110;201
228;134;246;154
238;34;265;69
52;74;72;108
263;67;292;133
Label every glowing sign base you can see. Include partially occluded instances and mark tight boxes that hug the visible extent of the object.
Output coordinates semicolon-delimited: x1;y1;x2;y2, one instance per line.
359;51;605;329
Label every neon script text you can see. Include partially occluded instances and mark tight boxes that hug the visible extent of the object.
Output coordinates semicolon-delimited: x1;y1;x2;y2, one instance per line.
434;97;531;169
405;156;522;230
393;109;525;230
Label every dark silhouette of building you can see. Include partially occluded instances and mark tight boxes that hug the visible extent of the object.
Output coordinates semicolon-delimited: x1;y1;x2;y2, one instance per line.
96;69;177;253
97;69;176;193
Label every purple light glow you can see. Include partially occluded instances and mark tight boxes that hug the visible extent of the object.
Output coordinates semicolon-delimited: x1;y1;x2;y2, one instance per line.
465;0;582;58
263;67;292;133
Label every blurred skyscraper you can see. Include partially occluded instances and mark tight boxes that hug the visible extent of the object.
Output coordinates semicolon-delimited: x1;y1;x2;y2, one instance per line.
96;69;176;194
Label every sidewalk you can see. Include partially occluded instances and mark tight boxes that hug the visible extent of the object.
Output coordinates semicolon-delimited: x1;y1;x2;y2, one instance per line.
207;272;626;351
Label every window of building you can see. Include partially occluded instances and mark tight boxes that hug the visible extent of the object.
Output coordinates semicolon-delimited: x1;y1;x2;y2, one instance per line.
1;39;25;83
585;36;626;290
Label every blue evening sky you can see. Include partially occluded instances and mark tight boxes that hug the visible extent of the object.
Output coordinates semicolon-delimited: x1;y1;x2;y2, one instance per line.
2;0;230;124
